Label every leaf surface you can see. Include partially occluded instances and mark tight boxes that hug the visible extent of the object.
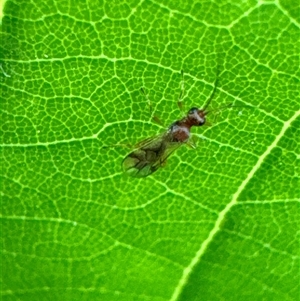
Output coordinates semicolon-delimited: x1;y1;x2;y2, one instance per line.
1;0;299;300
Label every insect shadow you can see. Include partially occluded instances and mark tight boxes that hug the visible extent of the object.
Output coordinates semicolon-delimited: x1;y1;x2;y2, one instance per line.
122;70;235;178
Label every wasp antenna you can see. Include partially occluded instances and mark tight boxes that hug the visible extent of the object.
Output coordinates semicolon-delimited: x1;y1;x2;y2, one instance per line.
177;69;185;113
180;70;184;98
231;105;253;109
206;103;232;114
206;103;253;115
203;66;221;111
203;78;218;111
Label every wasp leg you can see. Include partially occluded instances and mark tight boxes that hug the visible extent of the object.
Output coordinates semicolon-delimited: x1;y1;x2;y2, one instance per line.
140;87;164;127
101;143;133;149
186;135;198;149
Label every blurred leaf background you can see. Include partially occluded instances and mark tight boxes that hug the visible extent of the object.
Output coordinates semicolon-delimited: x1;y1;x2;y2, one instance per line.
1;0;299;300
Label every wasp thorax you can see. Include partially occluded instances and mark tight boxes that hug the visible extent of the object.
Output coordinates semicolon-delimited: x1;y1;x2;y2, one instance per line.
169;123;190;143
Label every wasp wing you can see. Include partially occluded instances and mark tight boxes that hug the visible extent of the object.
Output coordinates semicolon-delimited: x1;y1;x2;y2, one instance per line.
122;132;183;178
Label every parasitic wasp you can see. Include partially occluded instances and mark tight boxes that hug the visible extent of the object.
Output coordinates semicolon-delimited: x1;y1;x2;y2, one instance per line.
122;70;233;178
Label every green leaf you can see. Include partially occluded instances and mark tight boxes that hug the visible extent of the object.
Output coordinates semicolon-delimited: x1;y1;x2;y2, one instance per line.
1;0;299;300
